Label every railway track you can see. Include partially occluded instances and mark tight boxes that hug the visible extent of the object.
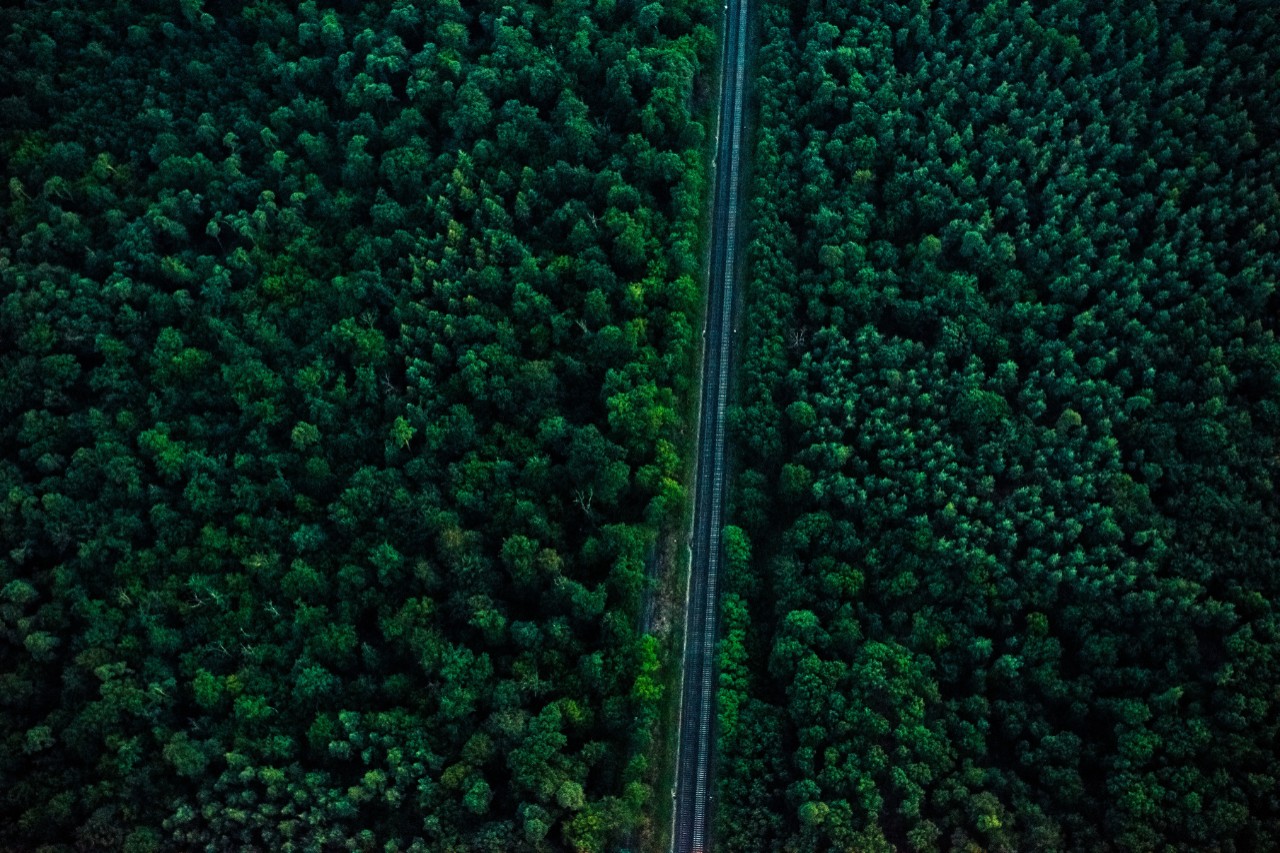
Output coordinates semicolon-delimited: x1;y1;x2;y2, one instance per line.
670;0;750;849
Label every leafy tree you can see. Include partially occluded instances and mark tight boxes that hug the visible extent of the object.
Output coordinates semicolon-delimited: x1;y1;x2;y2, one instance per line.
721;0;1280;848
0;0;720;847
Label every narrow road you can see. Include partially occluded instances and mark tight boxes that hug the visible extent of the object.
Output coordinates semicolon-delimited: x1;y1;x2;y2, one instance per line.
671;0;749;849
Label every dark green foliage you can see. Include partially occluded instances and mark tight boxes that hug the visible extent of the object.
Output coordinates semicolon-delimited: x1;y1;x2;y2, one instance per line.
722;0;1280;850
0;0;716;849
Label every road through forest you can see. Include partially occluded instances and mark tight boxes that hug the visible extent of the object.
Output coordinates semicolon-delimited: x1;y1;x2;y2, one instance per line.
670;0;749;849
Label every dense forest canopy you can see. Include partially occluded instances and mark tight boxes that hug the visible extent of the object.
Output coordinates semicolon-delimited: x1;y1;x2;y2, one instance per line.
720;0;1280;851
0;0;718;849
7;0;1280;850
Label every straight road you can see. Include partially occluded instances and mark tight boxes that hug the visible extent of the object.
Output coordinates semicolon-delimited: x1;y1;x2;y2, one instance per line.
671;0;749;849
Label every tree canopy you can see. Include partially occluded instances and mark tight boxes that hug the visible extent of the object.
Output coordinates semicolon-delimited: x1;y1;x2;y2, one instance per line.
0;0;718;849
720;0;1280;850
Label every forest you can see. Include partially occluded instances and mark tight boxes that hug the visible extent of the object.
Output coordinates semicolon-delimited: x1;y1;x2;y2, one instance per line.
6;0;1280;851
0;0;718;850
718;0;1280;851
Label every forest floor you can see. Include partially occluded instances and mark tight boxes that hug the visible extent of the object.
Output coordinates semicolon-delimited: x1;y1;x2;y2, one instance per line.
637;528;692;852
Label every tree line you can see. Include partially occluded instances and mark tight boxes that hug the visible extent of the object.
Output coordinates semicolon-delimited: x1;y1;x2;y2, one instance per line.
1;0;717;849
719;0;1280;850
